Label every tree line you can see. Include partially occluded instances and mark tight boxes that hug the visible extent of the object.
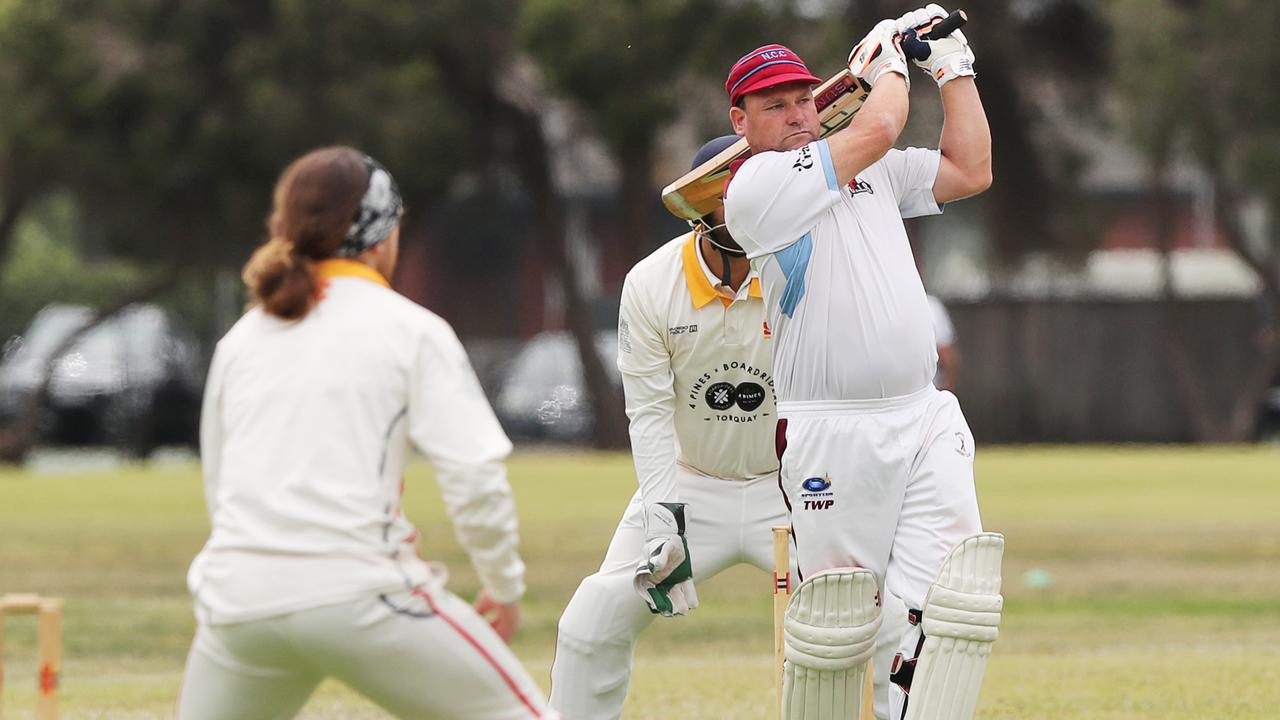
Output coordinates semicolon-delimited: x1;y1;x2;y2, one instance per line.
1;0;1277;450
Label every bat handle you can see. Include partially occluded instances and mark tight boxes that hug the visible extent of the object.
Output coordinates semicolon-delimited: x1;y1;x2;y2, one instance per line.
903;9;968;62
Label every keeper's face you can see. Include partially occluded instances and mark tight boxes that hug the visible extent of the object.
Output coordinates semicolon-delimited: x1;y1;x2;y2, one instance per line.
730;82;820;153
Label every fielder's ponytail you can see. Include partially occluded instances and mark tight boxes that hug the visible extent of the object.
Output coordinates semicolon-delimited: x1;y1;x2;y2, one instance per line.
243;146;369;320
242;237;317;320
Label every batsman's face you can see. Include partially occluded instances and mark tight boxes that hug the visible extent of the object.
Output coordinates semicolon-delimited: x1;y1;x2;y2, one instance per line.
730;83;820;153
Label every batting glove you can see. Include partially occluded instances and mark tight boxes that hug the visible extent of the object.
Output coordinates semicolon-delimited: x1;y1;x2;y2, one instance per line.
848;19;911;90
633;503;699;617
895;4;975;87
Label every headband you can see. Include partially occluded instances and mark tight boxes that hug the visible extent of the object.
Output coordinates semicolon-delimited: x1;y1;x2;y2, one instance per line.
335;155;403;258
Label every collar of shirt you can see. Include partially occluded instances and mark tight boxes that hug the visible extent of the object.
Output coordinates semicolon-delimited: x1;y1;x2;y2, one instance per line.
680;230;761;309
314;258;391;289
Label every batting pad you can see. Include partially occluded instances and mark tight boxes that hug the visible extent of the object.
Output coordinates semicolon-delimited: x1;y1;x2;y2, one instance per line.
903;532;1004;720
782;567;882;720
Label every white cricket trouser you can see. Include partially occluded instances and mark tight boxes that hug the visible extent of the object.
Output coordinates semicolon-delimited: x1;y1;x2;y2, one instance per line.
780;385;984;720
549;467;785;719
781;386;982;719
777;384;982;614
178;585;555;720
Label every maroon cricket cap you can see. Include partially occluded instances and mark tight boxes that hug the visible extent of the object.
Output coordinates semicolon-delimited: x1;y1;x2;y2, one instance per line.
725;44;822;107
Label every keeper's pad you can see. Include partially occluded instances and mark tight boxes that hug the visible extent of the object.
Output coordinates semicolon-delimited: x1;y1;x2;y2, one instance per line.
901;533;1004;720
782;567;882;720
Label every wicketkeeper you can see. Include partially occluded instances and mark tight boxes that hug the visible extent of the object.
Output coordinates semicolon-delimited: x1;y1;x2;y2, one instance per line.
549;136;791;719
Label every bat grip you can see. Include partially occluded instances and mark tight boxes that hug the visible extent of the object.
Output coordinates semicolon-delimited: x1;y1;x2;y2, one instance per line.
903;9;968;62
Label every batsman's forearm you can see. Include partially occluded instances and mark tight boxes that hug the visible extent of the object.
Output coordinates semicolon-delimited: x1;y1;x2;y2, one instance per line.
827;75;909;188
937;77;992;199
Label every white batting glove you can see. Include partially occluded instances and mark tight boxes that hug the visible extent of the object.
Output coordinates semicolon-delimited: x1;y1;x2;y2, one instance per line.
633;503;699;617
848;19;910;90
896;4;975;87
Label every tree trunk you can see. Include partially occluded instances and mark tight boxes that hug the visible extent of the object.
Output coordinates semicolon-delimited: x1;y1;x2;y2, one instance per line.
502;99;629;450
1211;169;1280;441
616;148;655;270
0;267;184;464
1148;159;1221;441
0;193;28;277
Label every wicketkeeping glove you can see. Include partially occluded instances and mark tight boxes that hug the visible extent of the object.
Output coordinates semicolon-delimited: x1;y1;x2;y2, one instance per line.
895;4;975;87
848;19;911;90
633;502;699;617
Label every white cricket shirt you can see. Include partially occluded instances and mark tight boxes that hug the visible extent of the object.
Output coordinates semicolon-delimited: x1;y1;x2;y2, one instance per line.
617;231;778;503
189;260;525;624
724;140;944;402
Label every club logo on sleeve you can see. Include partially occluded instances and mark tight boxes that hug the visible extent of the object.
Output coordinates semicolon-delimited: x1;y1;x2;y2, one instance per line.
792;145;814;172
847;178;873;196
619;319;632;353
799;474;835;510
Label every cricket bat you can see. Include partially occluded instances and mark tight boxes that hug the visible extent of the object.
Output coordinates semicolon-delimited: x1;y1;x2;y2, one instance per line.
661;9;968;222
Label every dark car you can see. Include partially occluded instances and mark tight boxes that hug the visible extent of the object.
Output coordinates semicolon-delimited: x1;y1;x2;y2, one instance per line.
0;304;203;457
1260;384;1280;443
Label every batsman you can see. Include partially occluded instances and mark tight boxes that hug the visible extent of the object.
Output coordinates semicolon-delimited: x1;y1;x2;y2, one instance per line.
723;6;1004;720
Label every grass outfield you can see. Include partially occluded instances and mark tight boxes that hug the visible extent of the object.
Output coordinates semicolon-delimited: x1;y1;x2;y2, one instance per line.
1;445;1278;718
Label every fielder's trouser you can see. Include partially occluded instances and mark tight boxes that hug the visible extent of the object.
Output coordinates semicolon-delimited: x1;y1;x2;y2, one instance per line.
549;467;785;719
777;385;984;719
178;585;554;720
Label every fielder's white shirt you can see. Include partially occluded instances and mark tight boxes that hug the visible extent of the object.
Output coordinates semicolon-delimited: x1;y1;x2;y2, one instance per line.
617;231;778;503
189;260;525;624
724;140;944;402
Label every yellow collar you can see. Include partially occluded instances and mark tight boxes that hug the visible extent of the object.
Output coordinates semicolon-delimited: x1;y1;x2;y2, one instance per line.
681;231;761;308
314;259;391;289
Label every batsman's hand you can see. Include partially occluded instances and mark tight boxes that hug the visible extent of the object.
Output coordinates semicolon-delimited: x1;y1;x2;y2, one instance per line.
633;502;699;617
895;4;975;87
848;19;911;89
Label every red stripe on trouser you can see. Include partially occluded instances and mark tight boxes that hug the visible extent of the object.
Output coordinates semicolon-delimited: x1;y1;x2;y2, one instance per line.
412;588;543;719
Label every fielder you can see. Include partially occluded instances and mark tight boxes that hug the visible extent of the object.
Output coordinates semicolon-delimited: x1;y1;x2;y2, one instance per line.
723;7;1003;719
179;147;555;720
549;136;790;719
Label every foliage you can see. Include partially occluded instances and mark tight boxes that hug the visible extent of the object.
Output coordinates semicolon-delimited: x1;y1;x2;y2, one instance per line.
73;0;477;270
0;194;148;344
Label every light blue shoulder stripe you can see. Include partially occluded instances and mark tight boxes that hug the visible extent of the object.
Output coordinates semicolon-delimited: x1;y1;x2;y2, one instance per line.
775;233;813;317
816;139;838;192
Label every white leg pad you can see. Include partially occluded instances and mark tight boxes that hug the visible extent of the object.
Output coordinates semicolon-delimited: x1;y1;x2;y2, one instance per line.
782;567;882;720
902;533;1004;720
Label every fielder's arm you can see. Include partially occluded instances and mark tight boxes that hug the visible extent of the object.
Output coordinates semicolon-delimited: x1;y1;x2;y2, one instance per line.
198;343;228;520
616;275;680;505
408;327;526;604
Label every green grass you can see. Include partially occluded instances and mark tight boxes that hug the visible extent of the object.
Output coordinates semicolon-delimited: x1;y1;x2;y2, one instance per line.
1;445;1278;718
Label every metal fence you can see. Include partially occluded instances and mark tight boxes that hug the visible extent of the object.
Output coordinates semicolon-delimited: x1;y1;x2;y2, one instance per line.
948;298;1265;443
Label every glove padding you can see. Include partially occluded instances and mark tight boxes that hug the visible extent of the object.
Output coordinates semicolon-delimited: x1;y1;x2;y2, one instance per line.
894;3;975;87
848;19;910;90
633;502;698;617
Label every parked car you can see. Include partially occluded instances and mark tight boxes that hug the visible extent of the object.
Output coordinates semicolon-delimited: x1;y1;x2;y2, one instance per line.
495;330;619;442
1259;384;1280;443
0;304;203;456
